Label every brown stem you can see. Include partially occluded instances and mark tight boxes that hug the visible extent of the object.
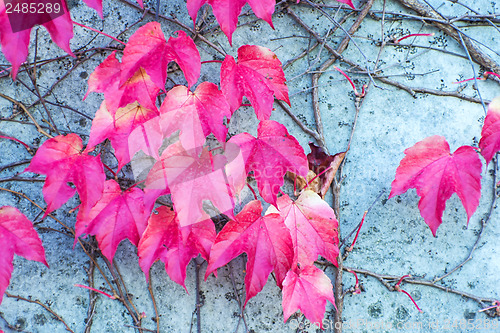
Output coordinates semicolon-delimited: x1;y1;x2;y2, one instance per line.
394;0;500;80
0;92;53;138
148;272;160;333
5;292;74;332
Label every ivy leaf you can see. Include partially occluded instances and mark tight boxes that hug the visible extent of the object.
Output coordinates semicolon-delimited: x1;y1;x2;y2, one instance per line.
160;83;231;155
221;45;289;120
0;206;48;304
187;0;275;45
266;190;339;267
144;142;235;227
282;265;335;327
389;135;482;236
85;51;160;113
205;200;293;305
479;97;500;165
0;1;74;79
86;101;159;170
75;180;149;262
227;120;308;205
24;134;105;216
138;206;215;288
120;23;200;90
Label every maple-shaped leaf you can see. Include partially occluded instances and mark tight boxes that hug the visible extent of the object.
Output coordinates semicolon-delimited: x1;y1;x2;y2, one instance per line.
128;115;164;161
187;0;275;45
227;120;308;205
206;200;293;305
266;190;339;267
282;265;335;327
0;206;48;304
479;97;500;165
75;180;149;262
160;83;230;154
144;141;235;226
86;101;160;170
389;135;482;236
120;23;200;90
138;206;215;288
82;0;104;18
289;143;346;198
0;1;74;79
24;134;105;216
85;51;159;113
221;45;289;120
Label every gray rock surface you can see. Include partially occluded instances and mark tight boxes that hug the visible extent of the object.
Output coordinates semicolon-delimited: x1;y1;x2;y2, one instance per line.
1;0;499;332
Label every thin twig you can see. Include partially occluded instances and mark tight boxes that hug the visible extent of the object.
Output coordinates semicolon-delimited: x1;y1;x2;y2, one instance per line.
5;292;74;332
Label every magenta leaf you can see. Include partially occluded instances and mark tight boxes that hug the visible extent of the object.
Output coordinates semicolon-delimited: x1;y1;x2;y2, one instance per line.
389;135;482;236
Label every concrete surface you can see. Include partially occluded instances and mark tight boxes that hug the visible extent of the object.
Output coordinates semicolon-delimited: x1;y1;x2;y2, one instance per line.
0;0;499;332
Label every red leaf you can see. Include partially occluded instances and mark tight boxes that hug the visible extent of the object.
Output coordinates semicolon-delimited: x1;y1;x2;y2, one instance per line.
389;136;482;236
266;190;339;267
206;200;293;305
0;206;48;304
85;51;160;113
24;134;105;216
187;0;275;45
120;23;200;89
479;97;500;165
227;120;308;205
128;115;164;161
75;180;149;262
144;142;235;226
82;0;104;18
282;265;335;326
160;83;230;154
86;102;159;170
0;1;74;79
138;206;215;288
221;45;289;120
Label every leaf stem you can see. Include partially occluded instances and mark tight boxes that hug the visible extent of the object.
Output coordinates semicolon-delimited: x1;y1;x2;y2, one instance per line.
246;183;258;201
0;134;32;152
201;60;223;64
398;289;423;312
307;165;333;187
73;21;127;45
333;66;359;96
74;284;116;299
346;210;367;252
394;32;434;44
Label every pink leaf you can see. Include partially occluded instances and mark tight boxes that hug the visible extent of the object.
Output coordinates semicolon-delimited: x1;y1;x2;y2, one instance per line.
389;135;482;236
24;134;105;216
0;1;74;79
86;102;159;170
138;206;215;288
121;23;200;89
266;190;339;267
144;142;235;226
82;0;104;19
282;265;335;327
479;97;500;164
227;120;308;205
0;206;48;304
0;5;30;79
75;180;149;262
206;200;293;305
186;0;277;44
221;45;289;120
160;83;230;154
85;51;160;113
